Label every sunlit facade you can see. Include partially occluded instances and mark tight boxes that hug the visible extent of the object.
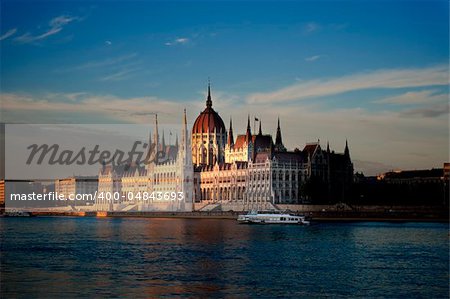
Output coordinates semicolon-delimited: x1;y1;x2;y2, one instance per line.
95;110;194;212
192;84;353;207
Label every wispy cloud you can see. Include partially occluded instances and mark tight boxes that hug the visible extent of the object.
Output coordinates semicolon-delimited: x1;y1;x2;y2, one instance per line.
374;89;447;105
52;52;142;82
60;53;138;72
303;22;320;34
1;92;184;123
14;15;80;44
247;65;449;104
305;55;322;62
0;28;17;41
301;22;347;37
1;87;447;174
165;37;189;46
99;67;142;82
399;103;449;118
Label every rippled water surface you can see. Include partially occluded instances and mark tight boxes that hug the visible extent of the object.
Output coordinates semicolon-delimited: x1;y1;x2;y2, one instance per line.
1;217;448;298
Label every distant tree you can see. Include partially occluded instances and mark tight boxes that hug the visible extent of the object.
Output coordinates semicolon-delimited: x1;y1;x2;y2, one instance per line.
354;171;365;178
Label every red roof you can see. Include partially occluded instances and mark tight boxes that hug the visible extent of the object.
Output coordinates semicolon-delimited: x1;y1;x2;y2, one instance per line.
192;107;226;134
234;135;247;149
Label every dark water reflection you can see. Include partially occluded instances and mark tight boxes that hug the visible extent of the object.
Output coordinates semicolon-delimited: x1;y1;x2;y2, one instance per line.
1;217;448;298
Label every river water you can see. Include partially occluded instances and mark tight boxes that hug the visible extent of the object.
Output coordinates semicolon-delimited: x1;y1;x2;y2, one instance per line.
1;217;448;298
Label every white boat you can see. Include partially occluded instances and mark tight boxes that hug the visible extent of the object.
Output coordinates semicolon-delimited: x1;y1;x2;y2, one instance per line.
237;210;310;225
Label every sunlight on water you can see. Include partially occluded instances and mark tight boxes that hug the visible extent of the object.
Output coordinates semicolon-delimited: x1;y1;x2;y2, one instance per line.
1;218;448;298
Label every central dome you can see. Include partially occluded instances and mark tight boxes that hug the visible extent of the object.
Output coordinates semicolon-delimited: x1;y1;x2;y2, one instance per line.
192;84;226;134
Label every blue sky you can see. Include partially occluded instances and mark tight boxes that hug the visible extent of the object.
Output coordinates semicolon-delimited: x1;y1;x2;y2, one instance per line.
1;0;449;174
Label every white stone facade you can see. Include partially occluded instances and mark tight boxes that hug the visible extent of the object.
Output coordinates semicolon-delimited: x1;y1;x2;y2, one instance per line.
55;176;98;201
195;161;248;203
95;110;194;212
244;153;307;207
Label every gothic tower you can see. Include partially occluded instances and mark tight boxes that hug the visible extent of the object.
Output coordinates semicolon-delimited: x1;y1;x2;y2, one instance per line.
274;117;286;152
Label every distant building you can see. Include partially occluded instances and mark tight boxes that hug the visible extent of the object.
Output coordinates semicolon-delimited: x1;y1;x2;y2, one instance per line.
443;163;450;181
55;176;98;202
96;163;126;210
378;168;444;184
95;110;194;212
0;179;4;209
354;164;448;206
42;183;54;194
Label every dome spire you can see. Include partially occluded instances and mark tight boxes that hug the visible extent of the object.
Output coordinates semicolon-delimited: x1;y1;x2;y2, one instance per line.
206;79;212;108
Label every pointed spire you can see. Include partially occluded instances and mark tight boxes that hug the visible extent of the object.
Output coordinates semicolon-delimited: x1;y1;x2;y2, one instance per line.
206;80;212;108
182;109;187;148
154;114;159;146
227;117;234;147
275;116;282;146
275;116;286;152
146;129;152;159
162;130;166;149
344;139;350;157
153;114;159;164
148;130;152;147
258;120;262;136
175;133;179;148
327;141;330;153
246;114;252;142
181;109;188;157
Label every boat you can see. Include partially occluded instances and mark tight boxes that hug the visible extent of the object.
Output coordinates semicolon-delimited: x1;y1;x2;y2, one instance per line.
237;210;310;225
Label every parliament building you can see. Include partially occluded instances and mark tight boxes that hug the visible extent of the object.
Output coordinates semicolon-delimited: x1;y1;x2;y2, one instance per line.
95;83;353;212
191;84;353;209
